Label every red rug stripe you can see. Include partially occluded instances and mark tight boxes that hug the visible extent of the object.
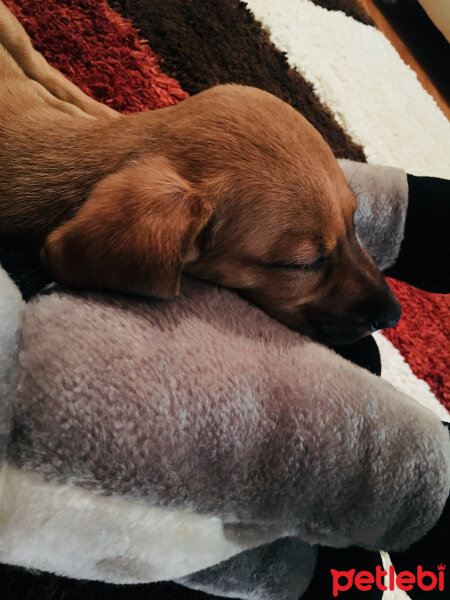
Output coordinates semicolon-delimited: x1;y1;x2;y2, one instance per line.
4;0;188;112
384;279;449;409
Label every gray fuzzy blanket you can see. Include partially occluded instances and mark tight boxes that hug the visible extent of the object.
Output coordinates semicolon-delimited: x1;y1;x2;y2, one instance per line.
0;265;449;598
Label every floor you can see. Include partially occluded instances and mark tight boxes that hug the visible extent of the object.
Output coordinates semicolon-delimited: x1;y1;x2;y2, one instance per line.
359;0;450;120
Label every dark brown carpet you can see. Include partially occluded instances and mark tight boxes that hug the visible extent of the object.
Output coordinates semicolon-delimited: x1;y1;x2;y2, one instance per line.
112;0;367;161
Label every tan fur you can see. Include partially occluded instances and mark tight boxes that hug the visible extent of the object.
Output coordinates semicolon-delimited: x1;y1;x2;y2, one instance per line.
41;156;213;298
0;2;400;344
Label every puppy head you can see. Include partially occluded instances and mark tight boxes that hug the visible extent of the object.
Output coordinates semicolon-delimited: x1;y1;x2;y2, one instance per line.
186;175;400;345
175;85;401;344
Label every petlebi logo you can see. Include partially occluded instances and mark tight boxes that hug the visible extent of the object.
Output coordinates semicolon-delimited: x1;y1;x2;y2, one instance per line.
330;563;445;596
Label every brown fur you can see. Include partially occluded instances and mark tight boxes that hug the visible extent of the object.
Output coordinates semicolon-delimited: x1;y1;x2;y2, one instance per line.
0;2;400;344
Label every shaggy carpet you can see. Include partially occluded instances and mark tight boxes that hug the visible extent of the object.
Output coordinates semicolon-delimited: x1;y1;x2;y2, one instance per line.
0;1;449;599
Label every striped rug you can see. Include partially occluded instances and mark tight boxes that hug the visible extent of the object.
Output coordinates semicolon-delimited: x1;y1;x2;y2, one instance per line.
1;1;449;598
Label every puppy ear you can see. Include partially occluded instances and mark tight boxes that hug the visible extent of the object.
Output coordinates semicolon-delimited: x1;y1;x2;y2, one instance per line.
41;156;212;298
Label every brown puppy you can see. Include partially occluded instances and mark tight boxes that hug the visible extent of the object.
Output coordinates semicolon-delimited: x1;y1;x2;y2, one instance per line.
0;3;400;345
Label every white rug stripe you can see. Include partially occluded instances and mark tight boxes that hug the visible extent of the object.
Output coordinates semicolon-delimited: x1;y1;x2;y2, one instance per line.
374;331;449;422
380;551;412;600
244;0;450;178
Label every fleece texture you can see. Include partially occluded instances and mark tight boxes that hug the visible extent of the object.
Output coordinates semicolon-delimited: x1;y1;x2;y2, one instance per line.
0;266;22;464
339;159;408;271
6;281;450;553
177;537;317;600
1;270;448;598
0;464;280;583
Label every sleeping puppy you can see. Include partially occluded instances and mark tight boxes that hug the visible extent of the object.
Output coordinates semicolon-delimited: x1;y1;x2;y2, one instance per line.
0;1;400;345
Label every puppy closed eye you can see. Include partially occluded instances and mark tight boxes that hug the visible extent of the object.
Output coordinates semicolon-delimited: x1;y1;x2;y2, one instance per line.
274;257;329;273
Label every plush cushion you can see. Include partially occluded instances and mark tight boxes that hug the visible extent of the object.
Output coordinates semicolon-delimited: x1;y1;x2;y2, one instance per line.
1;269;449;590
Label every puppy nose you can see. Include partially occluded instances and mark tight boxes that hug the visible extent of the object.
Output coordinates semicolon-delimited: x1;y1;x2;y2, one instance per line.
369;306;402;332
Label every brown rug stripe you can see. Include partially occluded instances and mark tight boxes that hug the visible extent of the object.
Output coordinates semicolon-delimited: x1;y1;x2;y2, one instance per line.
312;0;374;26
112;0;366;161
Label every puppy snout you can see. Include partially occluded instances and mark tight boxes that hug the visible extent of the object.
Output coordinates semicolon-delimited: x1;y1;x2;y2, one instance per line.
369;306;401;332
367;288;401;332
